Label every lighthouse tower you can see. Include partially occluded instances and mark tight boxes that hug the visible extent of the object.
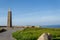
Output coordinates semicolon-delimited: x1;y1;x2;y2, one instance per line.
7;8;12;28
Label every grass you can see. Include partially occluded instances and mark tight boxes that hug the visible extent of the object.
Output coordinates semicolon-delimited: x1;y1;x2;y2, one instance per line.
12;27;60;40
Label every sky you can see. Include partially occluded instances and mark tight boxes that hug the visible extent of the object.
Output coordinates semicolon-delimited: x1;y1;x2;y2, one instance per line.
0;0;60;26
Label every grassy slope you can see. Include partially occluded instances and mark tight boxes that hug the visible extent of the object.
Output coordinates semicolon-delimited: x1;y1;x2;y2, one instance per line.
12;27;60;40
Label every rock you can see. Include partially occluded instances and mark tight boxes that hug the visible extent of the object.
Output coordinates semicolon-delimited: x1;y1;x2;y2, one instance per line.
48;33;52;40
37;33;52;40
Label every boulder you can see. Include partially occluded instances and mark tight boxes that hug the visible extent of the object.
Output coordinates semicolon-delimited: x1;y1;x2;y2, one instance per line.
37;33;52;40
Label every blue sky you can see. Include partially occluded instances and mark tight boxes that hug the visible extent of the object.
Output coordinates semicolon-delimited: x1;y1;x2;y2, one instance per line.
0;0;60;26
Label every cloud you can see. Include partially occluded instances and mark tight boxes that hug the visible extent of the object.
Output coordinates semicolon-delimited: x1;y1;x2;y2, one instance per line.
12;15;60;26
0;16;7;26
0;8;60;26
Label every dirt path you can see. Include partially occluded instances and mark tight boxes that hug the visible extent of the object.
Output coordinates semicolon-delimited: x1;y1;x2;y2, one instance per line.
0;28;23;40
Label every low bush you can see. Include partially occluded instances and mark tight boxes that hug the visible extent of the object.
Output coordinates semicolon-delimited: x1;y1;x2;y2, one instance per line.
0;29;7;33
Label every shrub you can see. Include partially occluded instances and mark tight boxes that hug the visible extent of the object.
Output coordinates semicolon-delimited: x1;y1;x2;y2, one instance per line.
12;28;60;40
0;29;7;33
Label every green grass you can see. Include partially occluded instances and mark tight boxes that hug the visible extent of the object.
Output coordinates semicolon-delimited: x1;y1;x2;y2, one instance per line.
12;27;60;40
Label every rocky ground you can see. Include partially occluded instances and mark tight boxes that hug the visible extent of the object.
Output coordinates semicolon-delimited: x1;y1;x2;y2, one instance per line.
0;28;23;40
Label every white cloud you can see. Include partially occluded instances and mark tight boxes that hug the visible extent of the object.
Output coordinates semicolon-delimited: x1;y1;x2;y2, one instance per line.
0;8;60;26
0;16;7;26
12;15;60;26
